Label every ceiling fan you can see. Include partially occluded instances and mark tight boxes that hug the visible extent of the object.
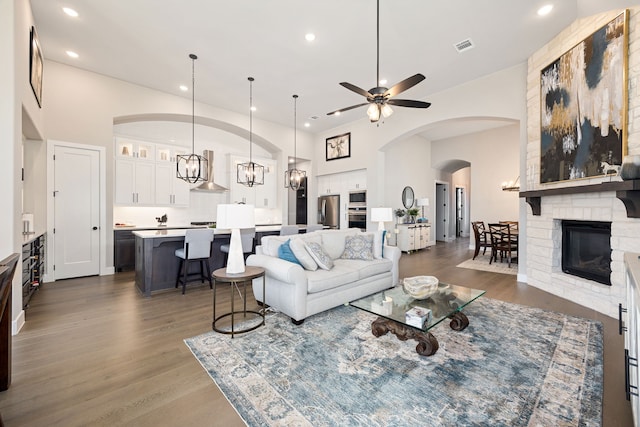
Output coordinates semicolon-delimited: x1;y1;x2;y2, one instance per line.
327;0;431;123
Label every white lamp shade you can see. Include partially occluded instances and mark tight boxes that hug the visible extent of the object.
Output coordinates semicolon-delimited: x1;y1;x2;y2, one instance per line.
417;198;430;207
216;204;255;230
371;207;392;223
216;204;255;274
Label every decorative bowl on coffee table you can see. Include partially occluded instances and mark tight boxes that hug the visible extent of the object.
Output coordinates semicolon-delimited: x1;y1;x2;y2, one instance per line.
403;276;439;300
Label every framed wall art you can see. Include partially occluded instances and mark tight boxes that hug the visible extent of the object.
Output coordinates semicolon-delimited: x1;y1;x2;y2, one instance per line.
29;26;43;108
539;10;628;184
326;132;351;161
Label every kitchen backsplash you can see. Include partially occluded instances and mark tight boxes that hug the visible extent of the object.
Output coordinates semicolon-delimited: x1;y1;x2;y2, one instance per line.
114;192;282;227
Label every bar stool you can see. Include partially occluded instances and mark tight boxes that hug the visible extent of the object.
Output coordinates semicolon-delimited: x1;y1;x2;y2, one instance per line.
175;229;215;294
305;224;323;233
280;225;299;236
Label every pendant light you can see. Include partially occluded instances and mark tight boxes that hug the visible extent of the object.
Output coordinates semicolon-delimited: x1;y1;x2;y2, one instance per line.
176;54;208;184
284;94;306;191
237;77;264;187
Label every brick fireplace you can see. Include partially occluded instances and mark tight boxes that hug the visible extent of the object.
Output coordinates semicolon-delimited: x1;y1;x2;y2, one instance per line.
523;7;640;318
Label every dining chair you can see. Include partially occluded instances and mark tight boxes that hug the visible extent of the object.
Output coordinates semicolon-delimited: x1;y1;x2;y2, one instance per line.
488;223;518;267
280;225;299;236
471;221;491;260
174;228;215;294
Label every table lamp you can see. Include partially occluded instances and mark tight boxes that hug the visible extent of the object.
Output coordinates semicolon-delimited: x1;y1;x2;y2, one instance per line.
416;198;429;222
371;207;393;231
216;204;255;274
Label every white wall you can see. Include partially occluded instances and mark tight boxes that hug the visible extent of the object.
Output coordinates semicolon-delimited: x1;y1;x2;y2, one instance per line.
311;63;528;239
431;124;520;225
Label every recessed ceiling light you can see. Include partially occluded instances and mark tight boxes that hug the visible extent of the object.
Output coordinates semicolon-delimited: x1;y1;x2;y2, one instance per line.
63;7;78;17
250;106;257;112
379;79;387;85
66;50;79;58
179;85;188;92
334;111;341;116
537;4;553;16
304;122;310;128
305;33;315;42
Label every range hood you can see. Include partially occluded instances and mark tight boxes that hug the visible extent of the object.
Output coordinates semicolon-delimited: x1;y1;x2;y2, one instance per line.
192;150;228;192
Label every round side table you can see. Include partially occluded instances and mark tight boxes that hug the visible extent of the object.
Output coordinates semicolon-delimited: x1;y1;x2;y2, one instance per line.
212;266;266;338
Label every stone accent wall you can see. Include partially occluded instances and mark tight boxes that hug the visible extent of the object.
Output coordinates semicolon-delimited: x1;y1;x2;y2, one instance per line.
526;8;640;318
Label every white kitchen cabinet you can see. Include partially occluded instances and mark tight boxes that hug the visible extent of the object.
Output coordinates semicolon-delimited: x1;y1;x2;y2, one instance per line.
397;223;431;253
115;159;155;205
624;253;640;425
155;162;190;206
317;174;341;195
228;155;277;208
346;169;367;190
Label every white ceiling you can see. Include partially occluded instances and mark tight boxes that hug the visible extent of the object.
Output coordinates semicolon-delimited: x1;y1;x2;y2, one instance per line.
31;0;636;140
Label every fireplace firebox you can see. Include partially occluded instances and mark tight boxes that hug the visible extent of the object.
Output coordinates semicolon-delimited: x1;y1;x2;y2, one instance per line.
561;220;611;286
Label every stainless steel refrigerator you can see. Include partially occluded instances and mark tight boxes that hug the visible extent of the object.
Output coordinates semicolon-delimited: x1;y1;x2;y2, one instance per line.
318;195;340;229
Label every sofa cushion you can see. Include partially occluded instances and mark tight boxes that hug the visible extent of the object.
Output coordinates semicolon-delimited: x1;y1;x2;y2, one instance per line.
261;235;290;257
319;229;359;259
304;242;334;270
333;258;393;280
289;237;318;271
340;234;374;260
277;239;301;266
306;264;360;293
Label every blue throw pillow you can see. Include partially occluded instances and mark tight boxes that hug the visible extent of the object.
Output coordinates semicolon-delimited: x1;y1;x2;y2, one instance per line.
278;239;302;266
381;230;386;257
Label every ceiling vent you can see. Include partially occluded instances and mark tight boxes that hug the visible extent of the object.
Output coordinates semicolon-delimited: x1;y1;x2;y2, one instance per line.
454;38;475;53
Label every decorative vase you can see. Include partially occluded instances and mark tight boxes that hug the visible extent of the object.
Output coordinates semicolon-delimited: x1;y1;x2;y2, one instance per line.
620;155;640;180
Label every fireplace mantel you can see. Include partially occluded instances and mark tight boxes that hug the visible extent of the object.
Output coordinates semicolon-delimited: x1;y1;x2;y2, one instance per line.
520;179;640;218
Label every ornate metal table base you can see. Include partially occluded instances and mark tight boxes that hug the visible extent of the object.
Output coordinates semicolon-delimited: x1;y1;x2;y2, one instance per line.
371;311;470;357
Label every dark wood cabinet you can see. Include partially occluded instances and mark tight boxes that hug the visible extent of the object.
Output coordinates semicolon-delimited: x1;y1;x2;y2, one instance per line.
114;230;136;272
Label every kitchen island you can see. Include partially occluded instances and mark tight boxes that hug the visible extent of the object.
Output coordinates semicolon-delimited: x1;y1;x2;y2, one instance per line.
132;225;307;296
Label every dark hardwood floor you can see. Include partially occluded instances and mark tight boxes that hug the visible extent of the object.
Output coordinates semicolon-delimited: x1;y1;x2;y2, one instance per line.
0;238;632;426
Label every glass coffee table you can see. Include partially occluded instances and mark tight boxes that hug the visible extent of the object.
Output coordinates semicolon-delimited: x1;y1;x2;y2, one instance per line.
350;282;485;356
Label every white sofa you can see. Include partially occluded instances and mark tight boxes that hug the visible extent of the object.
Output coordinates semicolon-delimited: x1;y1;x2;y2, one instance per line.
246;228;401;324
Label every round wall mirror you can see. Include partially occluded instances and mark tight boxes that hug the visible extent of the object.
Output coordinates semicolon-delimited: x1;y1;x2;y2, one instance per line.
402;186;415;209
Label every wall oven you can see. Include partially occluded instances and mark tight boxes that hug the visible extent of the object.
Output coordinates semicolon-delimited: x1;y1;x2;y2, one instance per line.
347;206;367;230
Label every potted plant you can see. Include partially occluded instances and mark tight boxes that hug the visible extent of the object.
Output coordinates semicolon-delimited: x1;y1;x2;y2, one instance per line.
407;208;420;223
394;209;406;226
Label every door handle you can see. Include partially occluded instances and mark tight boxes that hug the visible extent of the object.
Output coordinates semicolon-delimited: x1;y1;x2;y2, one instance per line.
92;226;98;230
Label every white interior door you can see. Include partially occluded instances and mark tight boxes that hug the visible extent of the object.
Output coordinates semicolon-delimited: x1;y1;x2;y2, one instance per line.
54;145;100;279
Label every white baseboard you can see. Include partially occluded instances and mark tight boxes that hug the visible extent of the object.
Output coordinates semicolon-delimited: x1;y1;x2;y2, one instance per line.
101;266;115;276
13;309;25;336
517;273;527;283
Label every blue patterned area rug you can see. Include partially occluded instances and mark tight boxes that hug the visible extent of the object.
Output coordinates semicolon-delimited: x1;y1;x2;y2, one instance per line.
185;298;603;426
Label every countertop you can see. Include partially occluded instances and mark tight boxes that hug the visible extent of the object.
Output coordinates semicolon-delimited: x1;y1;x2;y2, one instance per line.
115;223;283;231
132;224;305;239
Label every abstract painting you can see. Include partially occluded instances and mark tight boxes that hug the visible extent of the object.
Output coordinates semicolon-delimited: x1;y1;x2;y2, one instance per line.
540;11;628;183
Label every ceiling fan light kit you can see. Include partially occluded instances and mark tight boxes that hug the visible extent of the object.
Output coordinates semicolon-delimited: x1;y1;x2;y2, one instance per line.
327;0;431;123
285;94;306;191
176;53;209;184
237;76;264;188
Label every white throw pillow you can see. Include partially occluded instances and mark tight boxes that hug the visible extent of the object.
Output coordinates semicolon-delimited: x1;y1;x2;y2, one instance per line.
304;242;334;270
289;238;318;271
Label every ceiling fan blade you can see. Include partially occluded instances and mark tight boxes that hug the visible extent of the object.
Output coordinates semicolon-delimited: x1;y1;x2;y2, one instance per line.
339;82;373;98
387;99;431;108
327;102;370;116
384;74;426;98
